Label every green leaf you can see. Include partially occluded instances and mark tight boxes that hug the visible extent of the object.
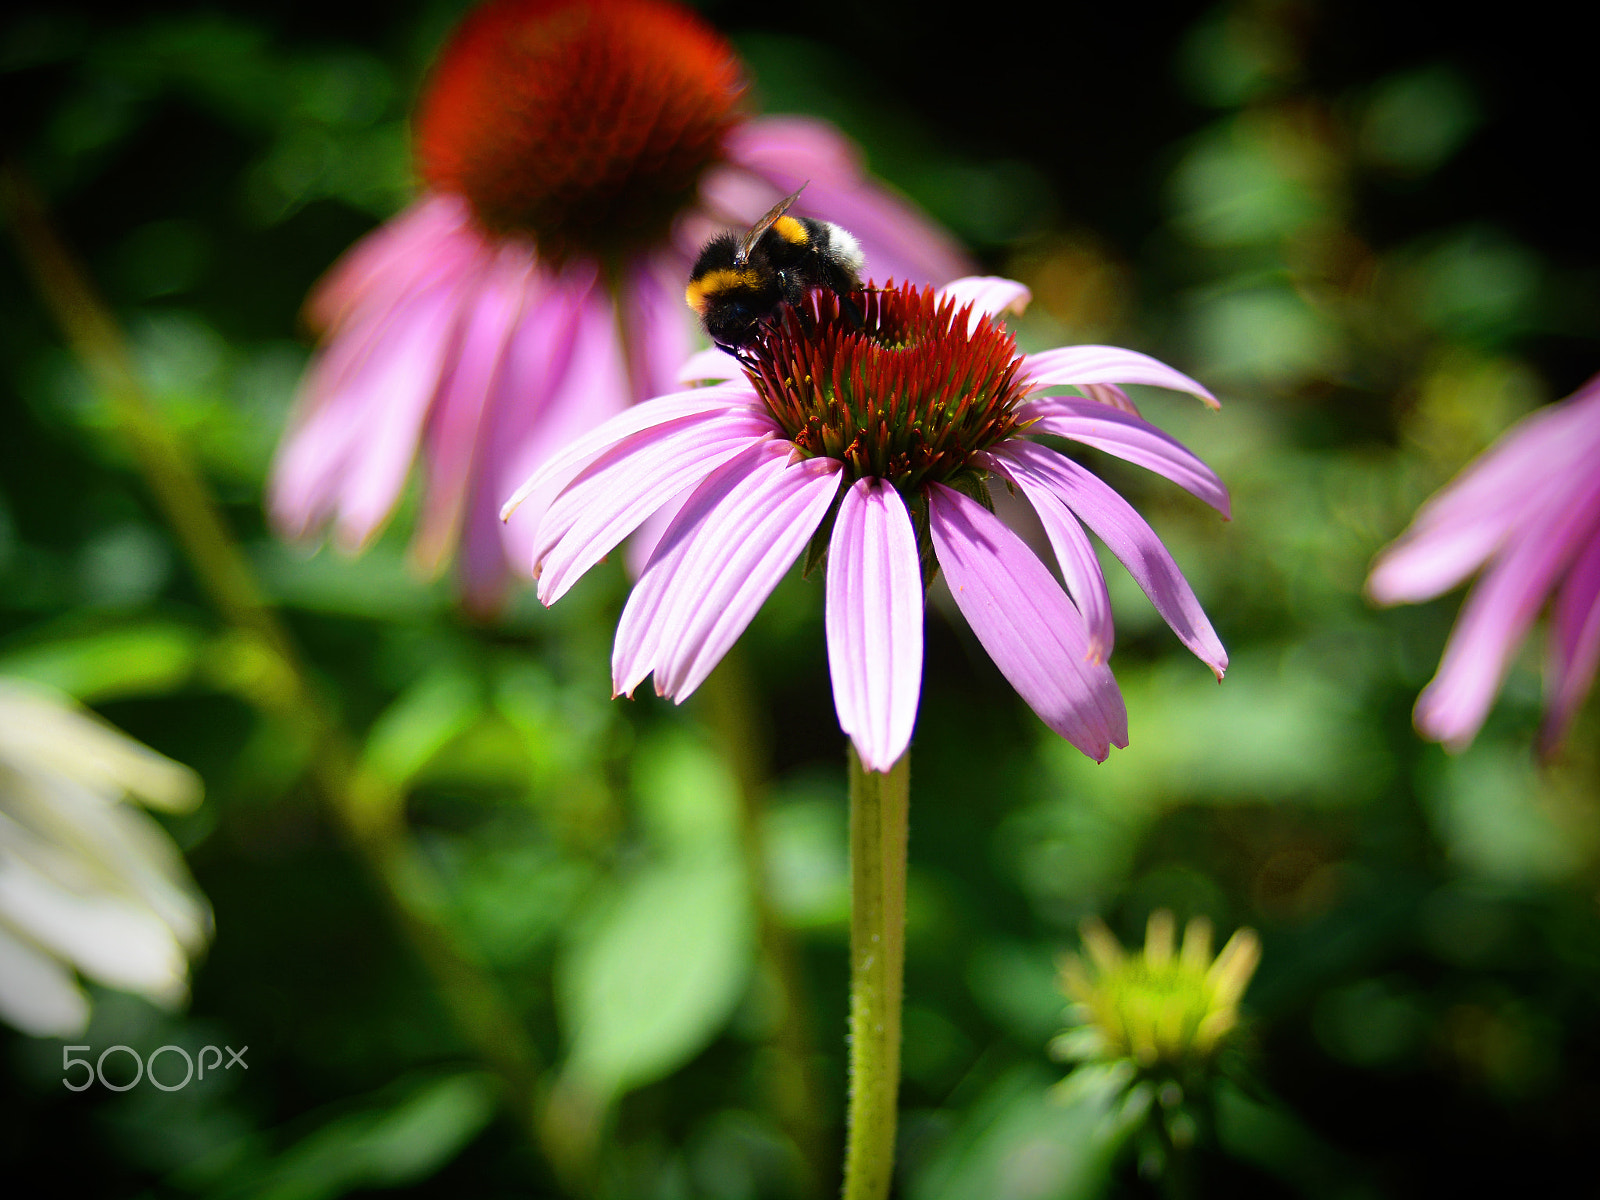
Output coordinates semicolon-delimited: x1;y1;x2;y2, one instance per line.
195;1072;496;1200
631;729;742;857
361;667;482;790
559;854;755;1100
909;1065;1125;1200
0;622;202;701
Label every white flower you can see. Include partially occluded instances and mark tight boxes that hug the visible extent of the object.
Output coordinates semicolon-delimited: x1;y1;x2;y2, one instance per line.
0;678;212;1037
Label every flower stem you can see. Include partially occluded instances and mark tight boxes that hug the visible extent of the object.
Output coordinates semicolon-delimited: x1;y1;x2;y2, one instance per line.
842;746;909;1200
1;161;560;1177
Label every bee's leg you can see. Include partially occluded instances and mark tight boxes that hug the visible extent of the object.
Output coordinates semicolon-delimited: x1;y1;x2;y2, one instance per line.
733;342;764;374
838;290;866;333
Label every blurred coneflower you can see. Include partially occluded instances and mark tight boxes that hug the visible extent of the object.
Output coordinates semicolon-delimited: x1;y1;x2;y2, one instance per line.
505;277;1229;768
268;0;968;611
0;679;211;1038
1051;911;1261;1178
1368;373;1600;755
1055;911;1260;1073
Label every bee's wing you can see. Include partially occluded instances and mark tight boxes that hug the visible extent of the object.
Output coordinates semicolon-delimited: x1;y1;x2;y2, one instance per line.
735;183;808;264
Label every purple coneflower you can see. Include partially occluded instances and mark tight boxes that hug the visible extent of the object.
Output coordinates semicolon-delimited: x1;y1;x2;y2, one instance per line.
268;0;967;612
505;277;1229;770
1369;374;1600;754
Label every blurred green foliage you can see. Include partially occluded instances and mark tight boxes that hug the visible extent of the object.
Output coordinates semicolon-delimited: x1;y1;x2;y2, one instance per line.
3;1;1598;1197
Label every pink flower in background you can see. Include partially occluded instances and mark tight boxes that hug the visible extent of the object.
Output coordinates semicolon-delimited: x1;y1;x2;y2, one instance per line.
268;0;968;612
504;278;1228;770
1368;374;1600;755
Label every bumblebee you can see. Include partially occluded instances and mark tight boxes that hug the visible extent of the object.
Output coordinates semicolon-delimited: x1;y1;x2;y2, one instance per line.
685;185;865;354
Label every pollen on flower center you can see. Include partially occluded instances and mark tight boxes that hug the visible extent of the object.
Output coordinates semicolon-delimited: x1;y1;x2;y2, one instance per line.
744;282;1029;490
414;0;743;264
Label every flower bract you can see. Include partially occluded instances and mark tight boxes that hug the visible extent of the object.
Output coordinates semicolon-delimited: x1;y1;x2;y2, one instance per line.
1055;911;1261;1071
1051;911;1261;1179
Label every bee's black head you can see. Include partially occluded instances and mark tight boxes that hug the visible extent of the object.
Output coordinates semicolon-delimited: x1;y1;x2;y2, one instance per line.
690;231;740;278
686;230;784;351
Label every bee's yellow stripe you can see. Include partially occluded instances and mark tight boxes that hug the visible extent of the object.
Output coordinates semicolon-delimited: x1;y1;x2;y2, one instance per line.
771;215;809;246
685;268;763;314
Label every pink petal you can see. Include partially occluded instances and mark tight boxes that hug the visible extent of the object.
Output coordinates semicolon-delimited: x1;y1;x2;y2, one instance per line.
301;216;489;405
1016;396;1231;517
618;246;698;404
926;483;1127;760
624;484;696;580
988;442;1227;678
500;384;758;523
305;193;476;333
1544;525;1600;753
1021;345;1220;410
677;346;744;385
1369;382;1600;604
613;442;842;700
982;453;1115;662
1416;467;1600;748
936;277;1031;333
456;264;603;609
270;228;491;545
324;275;477;550
715;116;972;288
412;249;535;574
1082;383;1139;416
534;408;781;605
825;479;924;773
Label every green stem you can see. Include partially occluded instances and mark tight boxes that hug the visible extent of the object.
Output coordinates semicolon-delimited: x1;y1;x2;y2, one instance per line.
2;162;558;1174
842;746;909;1200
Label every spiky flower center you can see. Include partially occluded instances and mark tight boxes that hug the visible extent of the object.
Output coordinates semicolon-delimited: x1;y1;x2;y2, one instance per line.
414;0;743;264
744;283;1029;490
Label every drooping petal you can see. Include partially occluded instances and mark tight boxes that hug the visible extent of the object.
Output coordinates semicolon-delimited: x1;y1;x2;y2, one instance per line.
1369;385;1600;604
613;442;842;700
534;405;780;604
270;262;482;547
413;247;534;574
1415;467;1600;747
1367;498;1527;607
618;246;699;404
1021;345;1220;410
825;479;924;772
2;766;208;951
458;263;606;609
327;275;482;551
0;852;189;1000
711;116;972;288
988;441;1228;679
1544;525;1600;753
926;484;1127;760
936;277;1031;333
0;923;88;1037
1082;383;1140;415
983;453;1115;662
500;383;758;522
1017;396;1231;516
624;482;696;580
304;193;477;334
